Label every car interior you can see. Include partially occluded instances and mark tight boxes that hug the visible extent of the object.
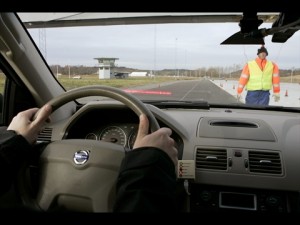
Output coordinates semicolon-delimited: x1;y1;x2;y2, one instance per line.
0;9;300;216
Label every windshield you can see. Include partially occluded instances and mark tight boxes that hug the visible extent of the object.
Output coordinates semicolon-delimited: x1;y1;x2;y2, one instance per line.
19;13;300;108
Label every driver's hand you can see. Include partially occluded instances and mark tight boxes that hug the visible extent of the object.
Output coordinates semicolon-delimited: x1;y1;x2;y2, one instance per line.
133;114;178;167
7;104;52;144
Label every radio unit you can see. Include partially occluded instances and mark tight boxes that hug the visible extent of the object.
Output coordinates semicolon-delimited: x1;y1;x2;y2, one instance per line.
190;184;288;213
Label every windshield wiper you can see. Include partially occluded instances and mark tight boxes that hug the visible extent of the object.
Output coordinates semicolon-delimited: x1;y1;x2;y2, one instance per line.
142;100;210;109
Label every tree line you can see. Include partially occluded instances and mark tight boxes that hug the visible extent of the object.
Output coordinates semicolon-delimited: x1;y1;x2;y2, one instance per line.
50;65;300;79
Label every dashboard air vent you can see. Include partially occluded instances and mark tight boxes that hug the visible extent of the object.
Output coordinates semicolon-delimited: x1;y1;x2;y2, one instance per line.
248;151;282;174
37;127;53;143
196;148;227;170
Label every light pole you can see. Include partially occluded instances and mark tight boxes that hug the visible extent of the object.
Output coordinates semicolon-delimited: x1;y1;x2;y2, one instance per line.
290;67;294;83
153;25;157;79
68;65;70;79
184;49;187;77
175;38;177;77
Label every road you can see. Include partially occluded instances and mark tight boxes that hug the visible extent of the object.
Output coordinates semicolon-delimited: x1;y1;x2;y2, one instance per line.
77;79;238;104
123;79;238;104
77;78;300;108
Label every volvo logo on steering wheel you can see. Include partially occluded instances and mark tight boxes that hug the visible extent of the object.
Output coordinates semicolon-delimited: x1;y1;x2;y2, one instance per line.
74;150;89;165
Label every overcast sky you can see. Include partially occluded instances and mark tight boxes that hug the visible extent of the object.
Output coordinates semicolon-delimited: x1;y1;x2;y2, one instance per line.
27;23;300;70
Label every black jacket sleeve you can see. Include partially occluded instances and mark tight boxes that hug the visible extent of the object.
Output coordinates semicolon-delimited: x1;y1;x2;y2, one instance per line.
113;147;177;212
0;130;32;194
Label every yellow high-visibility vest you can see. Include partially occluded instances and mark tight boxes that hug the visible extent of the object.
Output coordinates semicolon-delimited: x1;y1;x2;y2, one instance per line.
246;60;273;91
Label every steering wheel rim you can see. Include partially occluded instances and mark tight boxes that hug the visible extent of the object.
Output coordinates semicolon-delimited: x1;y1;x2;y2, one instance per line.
36;85;160;132
17;85;160;212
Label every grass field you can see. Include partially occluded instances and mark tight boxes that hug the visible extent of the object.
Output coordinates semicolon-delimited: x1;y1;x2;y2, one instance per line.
56;75;196;91
0;74;196;94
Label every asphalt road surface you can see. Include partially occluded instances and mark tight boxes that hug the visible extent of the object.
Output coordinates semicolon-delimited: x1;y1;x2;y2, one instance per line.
124;79;238;104
77;79;238;104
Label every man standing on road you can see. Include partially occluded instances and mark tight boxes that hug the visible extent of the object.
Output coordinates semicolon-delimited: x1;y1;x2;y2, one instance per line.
237;45;280;105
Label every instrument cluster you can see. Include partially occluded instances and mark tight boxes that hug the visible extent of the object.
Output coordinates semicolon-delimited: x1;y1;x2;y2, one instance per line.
84;123;139;149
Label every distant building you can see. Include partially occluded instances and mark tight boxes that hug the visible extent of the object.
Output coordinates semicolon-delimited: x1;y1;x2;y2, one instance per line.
129;72;149;77
114;72;129;79
94;57;119;79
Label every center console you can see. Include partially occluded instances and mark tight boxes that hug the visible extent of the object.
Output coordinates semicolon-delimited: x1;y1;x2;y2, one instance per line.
189;183;299;213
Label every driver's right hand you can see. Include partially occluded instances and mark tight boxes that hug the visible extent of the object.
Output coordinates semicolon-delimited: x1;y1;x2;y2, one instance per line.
133;114;178;167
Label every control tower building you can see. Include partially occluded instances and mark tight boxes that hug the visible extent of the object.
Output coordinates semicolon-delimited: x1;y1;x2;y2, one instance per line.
94;57;119;79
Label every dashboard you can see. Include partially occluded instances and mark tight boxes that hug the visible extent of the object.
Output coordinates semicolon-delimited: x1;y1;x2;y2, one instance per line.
41;100;300;213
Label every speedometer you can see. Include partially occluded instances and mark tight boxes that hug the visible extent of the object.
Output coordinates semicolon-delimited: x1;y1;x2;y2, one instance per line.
85;133;97;140
99;126;127;147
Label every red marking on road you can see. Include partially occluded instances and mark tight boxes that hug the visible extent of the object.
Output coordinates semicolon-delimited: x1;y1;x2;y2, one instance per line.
124;89;172;95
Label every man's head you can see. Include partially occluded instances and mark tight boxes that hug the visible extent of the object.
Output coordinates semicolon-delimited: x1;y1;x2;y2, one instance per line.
257;46;268;58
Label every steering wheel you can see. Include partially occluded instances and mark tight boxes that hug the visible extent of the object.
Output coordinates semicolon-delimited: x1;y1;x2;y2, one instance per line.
17;85;160;212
